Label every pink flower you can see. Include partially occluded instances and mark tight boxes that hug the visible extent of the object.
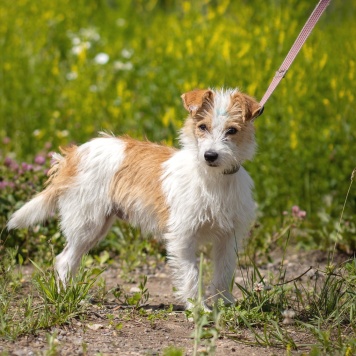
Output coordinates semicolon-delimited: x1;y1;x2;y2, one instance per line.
291;205;307;220
34;155;46;165
9;162;19;172
4;157;13;167
298;210;307;219
2;137;11;144
292;205;300;215
0;181;8;189
21;162;33;172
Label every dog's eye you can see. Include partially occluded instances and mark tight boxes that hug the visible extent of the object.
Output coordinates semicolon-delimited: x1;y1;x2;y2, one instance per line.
198;124;207;132
226;127;238;135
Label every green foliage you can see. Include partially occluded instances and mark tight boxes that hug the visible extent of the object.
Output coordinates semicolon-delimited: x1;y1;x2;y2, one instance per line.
146;304;174;326
0;237;355;353
111;275;150;309
100;223;165;274
0;253;101;340
32;260;101;317
162;346;184;356
0;149;64;261
0;0;355;252
217;254;356;352
0;1;355;352
188;254;220;356
44;331;60;356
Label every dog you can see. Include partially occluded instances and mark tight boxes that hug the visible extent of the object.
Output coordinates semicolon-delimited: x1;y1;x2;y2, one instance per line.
7;88;261;309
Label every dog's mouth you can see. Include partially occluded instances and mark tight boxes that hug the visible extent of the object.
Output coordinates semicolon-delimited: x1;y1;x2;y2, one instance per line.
205;162;240;174
206;162;219;167
223;164;240;175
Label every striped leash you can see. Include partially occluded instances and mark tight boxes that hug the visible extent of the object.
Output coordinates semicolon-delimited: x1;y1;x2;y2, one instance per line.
257;0;331;116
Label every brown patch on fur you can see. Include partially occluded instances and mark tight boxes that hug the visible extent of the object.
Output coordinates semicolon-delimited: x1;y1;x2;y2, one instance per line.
225;95;256;147
181;89;214;141
231;93;261;121
181;113;214;142
181;117;197;142
194;117;214;139
43;145;81;201
110;137;176;231
228;120;255;148
181;89;214;117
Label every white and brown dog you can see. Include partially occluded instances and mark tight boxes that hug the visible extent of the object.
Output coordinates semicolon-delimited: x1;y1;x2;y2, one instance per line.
8;88;261;309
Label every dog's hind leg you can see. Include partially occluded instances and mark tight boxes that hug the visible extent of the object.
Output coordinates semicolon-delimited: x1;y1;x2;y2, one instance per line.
55;214;116;284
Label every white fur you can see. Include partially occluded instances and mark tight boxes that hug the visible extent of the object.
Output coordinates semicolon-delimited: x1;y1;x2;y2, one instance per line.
7;88;256;309
162;149;255;304
7;194;56;229
55;136;126;281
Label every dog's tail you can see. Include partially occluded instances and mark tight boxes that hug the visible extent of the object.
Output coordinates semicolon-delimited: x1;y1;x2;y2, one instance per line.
7;148;77;230
7;191;57;229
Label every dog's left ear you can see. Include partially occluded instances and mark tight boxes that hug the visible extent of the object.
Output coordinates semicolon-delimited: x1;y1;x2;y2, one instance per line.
233;93;262;121
181;89;213;117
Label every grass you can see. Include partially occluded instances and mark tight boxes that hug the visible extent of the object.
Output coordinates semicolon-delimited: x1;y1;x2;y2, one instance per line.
221;259;356;352
189;254;220;356
0;249;101;340
1;0;355;250
0;240;355;353
0;0;355;354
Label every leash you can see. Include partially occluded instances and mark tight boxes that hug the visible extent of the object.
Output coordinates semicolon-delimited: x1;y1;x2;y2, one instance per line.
258;0;331;115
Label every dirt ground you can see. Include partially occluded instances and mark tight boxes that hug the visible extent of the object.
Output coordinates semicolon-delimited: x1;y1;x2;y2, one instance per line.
0;250;351;356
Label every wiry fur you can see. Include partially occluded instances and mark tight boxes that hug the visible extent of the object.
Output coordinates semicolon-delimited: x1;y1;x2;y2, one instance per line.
7;88;261;309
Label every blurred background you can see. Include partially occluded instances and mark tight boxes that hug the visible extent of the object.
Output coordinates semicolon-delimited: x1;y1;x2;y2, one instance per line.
0;0;355;256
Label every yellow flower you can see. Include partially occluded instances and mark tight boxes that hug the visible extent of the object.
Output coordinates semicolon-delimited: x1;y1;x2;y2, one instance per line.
319;53;328;70
322;98;330;106
162;107;175;128
182;1;191;13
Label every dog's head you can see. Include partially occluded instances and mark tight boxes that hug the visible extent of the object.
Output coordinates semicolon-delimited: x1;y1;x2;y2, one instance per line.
180;88;261;174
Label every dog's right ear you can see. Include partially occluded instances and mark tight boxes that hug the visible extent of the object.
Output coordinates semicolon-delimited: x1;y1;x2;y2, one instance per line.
181;89;213;117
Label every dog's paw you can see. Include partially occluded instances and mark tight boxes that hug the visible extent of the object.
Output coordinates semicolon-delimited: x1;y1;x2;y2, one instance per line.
186;300;211;313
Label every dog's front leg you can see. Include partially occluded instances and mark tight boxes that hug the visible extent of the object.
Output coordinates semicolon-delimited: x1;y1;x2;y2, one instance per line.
165;235;201;309
210;234;238;305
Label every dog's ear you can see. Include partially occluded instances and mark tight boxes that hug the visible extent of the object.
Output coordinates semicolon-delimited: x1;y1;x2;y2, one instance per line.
181;89;214;117
232;92;262;121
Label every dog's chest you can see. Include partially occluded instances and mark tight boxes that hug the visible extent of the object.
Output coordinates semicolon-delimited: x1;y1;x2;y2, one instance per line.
161;157;250;234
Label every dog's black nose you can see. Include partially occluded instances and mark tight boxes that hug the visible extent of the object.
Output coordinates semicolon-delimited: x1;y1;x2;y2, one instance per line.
204;150;219;162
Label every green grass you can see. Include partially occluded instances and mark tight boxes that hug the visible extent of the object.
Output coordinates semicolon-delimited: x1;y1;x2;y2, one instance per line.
0;240;355;353
219;259;356;352
0;0;355;354
1;0;355;251
0;248;102;340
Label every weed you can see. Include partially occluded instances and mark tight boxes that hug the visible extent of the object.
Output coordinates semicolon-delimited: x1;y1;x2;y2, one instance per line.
44;331;59;356
0;2;355;351
144;304;174;327
1;0;355;256
163;346;184;356
188;254;220;356
162;346;184;356
112;275;150;309
32;260;101;317
219;253;356;352
0;257;101;340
